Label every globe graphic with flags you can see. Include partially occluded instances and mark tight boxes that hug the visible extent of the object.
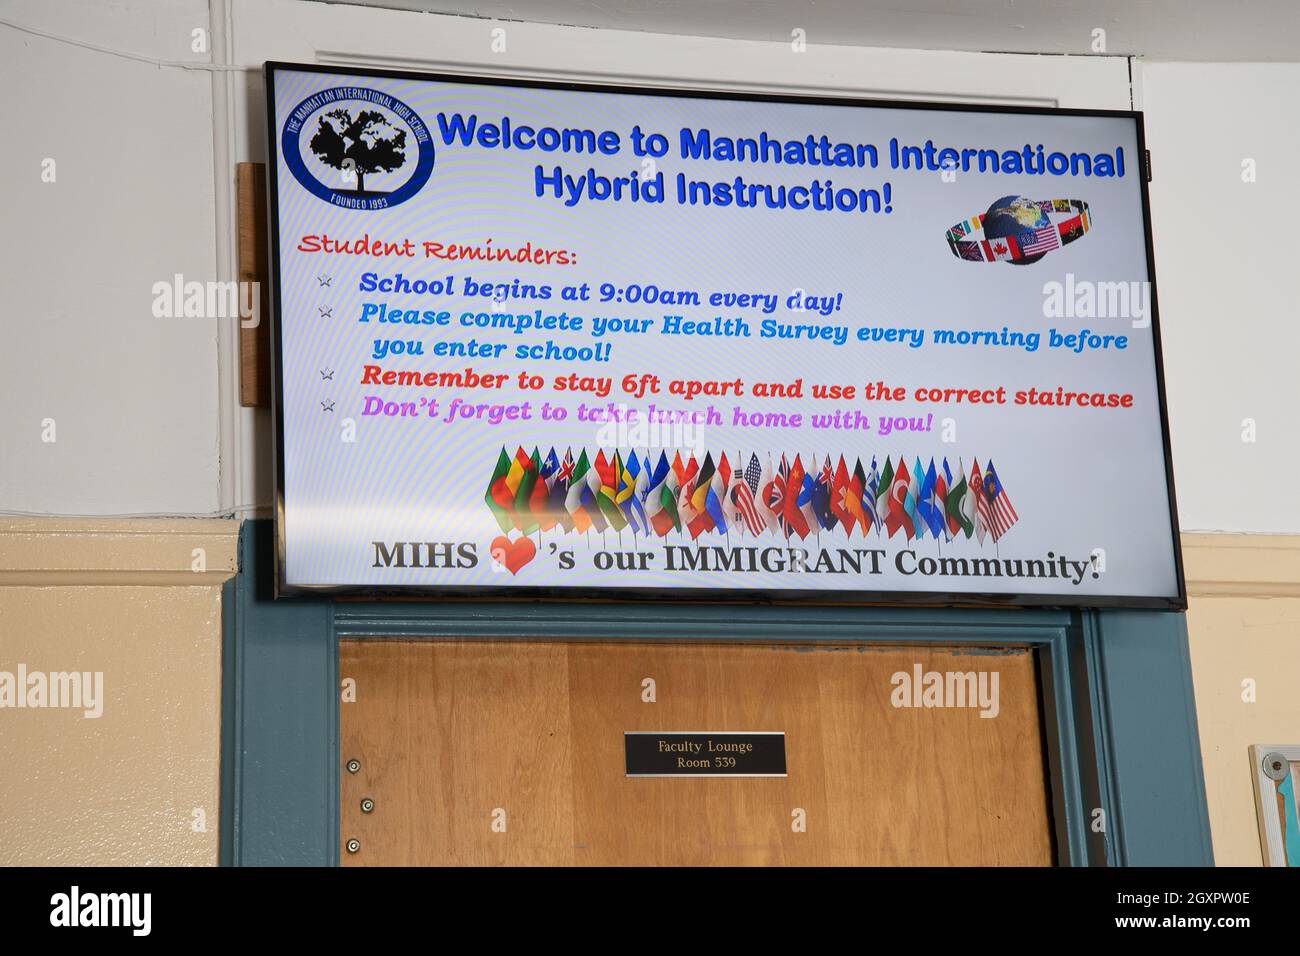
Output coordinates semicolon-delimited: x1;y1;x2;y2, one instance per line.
982;194;1052;265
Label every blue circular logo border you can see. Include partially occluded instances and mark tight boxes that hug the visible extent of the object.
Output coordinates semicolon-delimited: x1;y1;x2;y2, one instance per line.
282;86;435;209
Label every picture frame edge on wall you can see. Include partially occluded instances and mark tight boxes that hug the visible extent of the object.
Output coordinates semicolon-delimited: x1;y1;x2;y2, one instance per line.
1250;743;1300;866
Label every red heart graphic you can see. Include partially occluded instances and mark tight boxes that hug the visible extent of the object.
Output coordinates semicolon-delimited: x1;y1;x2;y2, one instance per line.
490;535;536;575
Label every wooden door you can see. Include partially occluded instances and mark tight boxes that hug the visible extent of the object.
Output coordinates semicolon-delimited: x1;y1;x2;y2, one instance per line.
339;640;1053;866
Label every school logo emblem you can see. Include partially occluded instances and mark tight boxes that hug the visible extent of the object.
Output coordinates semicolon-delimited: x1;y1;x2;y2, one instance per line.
281;86;434;209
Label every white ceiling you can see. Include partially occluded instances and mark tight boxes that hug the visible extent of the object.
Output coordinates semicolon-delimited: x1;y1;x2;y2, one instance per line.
313;0;1300;61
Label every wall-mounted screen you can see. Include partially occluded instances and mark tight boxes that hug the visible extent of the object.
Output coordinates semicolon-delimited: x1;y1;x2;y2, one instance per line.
266;61;1184;607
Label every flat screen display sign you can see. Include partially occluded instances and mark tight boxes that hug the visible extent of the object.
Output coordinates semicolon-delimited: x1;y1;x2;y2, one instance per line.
266;62;1184;607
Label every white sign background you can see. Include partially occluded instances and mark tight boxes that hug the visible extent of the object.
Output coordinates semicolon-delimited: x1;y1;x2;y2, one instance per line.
268;64;1182;605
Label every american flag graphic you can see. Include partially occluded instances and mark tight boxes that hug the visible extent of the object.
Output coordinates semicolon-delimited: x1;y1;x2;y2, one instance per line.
731;453;766;535
1019;225;1060;256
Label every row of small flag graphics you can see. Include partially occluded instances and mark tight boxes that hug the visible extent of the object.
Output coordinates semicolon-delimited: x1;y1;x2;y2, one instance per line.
486;447;1019;544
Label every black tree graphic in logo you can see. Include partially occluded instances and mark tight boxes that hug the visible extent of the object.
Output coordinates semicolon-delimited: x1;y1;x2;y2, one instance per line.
309;108;407;194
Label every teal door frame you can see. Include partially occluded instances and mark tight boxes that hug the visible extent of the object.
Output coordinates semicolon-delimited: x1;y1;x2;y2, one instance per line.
220;519;1213;866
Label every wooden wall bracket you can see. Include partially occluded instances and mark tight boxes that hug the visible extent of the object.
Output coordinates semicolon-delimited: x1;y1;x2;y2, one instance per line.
237;162;271;407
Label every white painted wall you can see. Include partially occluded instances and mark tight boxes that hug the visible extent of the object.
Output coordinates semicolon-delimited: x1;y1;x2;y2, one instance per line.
1;0;1294;535
0;0;221;515
1135;61;1300;533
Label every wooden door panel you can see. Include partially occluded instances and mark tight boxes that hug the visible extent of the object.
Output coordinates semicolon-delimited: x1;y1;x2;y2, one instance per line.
339;641;1052;866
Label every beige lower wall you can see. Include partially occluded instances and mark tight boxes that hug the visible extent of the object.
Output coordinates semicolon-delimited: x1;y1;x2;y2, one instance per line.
1182;533;1300;866
0;518;237;865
